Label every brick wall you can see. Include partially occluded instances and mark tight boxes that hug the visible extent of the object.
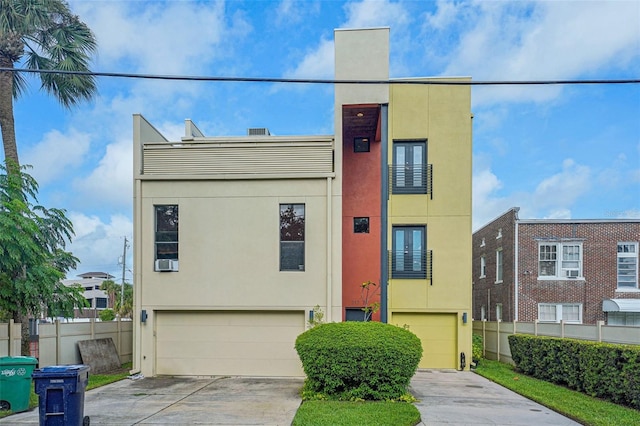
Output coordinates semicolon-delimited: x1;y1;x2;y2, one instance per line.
472;208;518;321
517;221;640;324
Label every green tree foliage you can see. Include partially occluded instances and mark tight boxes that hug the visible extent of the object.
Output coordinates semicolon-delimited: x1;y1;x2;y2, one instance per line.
295;322;423;401
0;0;98;166
99;308;115;322
99;280;133;318
0;163;85;353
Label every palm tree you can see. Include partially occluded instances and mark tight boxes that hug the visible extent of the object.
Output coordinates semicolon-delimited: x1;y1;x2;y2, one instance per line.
100;279;119;311
0;0;97;167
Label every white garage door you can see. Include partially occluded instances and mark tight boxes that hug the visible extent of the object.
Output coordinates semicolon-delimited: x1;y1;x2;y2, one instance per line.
156;311;305;376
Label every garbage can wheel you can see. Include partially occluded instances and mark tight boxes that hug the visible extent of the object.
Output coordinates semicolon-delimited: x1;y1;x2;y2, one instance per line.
83;415;90;426
0;400;10;411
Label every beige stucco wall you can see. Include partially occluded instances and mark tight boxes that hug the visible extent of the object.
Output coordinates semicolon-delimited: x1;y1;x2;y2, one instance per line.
138;180;331;307
133;115;342;376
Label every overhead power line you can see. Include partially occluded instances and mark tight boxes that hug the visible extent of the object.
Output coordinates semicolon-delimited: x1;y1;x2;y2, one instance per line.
1;67;639;86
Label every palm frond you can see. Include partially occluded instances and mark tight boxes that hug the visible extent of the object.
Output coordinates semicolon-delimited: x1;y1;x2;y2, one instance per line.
3;0;98;106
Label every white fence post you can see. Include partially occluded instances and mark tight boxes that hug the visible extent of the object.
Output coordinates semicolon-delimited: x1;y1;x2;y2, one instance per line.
55;320;62;364
9;319;17;356
597;320;604;342
497;319;501;362
482;320;486;358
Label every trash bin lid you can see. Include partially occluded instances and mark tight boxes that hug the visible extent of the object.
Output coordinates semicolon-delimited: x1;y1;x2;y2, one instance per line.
0;356;38;366
33;364;90;377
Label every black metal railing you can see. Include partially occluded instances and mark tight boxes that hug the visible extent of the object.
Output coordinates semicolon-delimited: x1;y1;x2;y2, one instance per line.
389;250;432;281
389;164;433;198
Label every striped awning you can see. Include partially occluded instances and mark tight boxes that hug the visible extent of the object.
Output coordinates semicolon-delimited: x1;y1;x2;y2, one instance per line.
602;299;640;312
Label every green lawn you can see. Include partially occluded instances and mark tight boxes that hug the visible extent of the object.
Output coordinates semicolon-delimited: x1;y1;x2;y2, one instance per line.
475;359;640;426
1;363;131;418
292;400;421;426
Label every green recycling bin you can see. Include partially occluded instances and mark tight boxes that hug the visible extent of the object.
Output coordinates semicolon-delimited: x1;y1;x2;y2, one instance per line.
0;356;38;413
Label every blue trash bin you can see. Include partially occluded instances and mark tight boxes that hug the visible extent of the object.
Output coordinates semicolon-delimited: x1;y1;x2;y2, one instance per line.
32;365;90;426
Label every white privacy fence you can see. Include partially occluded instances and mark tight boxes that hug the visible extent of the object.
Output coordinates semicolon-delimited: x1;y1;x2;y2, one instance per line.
473;320;640;365
1;318;133;366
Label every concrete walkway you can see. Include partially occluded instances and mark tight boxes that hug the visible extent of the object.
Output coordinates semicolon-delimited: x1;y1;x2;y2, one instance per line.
2;370;580;425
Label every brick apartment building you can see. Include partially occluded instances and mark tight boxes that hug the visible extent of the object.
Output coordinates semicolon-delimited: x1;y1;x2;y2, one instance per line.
473;208;640;325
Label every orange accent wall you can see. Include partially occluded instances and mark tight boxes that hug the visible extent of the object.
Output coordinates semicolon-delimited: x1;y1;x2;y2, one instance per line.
342;110;382;321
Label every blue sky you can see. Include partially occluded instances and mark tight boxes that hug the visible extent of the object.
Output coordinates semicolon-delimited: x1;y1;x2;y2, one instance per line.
3;0;639;280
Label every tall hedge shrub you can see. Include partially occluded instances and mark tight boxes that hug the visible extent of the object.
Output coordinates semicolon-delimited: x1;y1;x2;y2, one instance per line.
509;334;640;409
295;321;422;401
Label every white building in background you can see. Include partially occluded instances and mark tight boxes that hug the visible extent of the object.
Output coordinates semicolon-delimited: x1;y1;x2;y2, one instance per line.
62;272;115;318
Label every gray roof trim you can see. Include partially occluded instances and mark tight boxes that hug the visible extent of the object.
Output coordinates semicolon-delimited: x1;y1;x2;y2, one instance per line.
519;219;640;225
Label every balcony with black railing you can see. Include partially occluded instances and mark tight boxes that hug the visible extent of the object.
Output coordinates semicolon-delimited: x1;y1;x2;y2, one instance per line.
389;249;433;280
389;164;433;197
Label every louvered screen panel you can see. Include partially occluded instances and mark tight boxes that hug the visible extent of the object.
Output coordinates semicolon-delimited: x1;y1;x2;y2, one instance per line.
143;142;333;176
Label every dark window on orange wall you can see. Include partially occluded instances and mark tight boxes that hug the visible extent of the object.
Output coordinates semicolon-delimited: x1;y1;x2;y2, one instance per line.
354;217;369;233
346;308;370;321
354;137;370;152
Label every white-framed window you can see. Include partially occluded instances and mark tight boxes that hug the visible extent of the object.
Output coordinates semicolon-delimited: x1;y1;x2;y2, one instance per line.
496;303;503;321
608;312;640;326
617;242;638;289
481;305;486;321
496;249;503;283
480;256;486;278
538;303;582;323
538;242;582;279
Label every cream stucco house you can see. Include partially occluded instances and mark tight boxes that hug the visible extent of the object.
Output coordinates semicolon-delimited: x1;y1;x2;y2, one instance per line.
132;28;473;377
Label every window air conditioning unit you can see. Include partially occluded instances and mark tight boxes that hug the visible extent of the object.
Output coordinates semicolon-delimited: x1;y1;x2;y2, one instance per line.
155;259;179;272
565;269;579;278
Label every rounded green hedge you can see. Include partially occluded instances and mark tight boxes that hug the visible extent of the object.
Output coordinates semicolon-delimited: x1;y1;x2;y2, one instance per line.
295;321;422;400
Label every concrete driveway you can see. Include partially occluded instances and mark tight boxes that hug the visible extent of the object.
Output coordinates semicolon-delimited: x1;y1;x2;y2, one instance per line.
2;370;580;425
2;376;304;425
411;370;579;425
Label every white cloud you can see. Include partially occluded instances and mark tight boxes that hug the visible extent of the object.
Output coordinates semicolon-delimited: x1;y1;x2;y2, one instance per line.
275;0;319;26
283;0;411;81
532;159;591;208
617;209;640;219
473;158;593;229
544;209;572;220
22;129;91;184
66;212;133;279
72;139;133;209
284;38;334;80
73;1;230;75
424;0;459;31
427;1;640;106
342;0;409;29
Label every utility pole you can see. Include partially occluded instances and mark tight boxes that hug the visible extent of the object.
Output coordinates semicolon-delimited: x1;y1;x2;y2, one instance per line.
120;237;129;315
